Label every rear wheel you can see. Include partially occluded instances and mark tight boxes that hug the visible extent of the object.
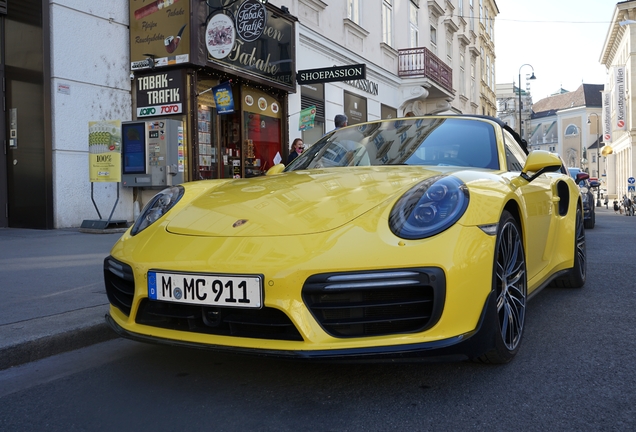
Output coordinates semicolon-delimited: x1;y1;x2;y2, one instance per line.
550;205;586;288
478;210;527;364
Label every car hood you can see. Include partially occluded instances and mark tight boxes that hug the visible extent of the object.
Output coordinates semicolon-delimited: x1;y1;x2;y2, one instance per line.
166;167;447;237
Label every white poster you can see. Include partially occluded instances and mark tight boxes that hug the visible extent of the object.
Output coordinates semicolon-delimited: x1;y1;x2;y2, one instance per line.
602;90;612;143
614;67;626;130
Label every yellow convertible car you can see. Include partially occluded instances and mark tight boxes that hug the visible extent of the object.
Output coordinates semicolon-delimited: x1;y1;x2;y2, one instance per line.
104;115;585;364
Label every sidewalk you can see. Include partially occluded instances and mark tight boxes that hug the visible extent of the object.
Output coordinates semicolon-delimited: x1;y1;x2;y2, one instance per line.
0;227;126;370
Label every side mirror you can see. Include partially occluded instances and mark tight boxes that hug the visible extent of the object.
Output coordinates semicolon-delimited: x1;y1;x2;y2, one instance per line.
576;172;590;182
520;151;563;182
266;163;286;175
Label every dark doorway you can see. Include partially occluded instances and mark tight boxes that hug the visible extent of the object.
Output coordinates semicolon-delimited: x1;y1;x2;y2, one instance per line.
3;0;52;228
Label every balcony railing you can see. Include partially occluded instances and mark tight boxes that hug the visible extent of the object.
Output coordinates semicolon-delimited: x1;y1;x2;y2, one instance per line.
398;47;453;94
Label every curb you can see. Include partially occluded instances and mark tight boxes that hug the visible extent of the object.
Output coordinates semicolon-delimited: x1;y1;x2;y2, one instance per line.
0;305;118;370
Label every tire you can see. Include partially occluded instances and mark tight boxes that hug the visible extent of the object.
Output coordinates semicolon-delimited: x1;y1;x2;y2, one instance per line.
550;205;586;288
584;209;595;229
477;210;527;364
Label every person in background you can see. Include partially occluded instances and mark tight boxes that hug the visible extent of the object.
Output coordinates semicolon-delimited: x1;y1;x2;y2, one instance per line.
287;138;304;164
324;114;348;136
334;114;348;129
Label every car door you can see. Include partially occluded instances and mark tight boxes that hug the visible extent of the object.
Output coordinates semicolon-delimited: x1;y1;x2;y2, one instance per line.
502;131;555;283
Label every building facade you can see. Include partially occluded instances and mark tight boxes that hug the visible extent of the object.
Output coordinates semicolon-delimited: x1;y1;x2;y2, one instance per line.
525;84;604;181
600;1;636;200
0;0;500;229
495;82;534;139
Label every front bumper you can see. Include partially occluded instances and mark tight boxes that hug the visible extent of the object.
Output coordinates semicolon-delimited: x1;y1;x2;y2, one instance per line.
105;289;498;361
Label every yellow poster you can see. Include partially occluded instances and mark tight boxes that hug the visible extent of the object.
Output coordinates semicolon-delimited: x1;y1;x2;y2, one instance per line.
89;120;122;183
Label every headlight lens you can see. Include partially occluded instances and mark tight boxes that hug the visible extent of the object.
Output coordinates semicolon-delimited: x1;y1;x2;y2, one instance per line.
131;186;185;236
389;175;469;239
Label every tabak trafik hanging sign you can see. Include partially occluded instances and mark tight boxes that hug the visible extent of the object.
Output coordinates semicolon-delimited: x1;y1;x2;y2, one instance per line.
206;0;267;59
205;0;295;90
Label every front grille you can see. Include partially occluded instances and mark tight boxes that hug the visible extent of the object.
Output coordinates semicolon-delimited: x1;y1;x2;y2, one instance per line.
302;268;445;338
135;300;303;341
104;256;135;316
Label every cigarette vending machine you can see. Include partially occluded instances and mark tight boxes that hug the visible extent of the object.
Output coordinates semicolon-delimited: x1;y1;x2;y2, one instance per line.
121;119;185;188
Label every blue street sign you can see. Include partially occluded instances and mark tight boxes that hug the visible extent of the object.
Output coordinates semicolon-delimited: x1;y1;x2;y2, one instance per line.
629;185;636;192
628;177;636;184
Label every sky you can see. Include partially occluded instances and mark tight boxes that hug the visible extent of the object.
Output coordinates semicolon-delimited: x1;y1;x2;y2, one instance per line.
494;0;618;101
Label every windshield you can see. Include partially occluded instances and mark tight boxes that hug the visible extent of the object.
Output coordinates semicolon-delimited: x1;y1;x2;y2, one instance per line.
284;117;499;171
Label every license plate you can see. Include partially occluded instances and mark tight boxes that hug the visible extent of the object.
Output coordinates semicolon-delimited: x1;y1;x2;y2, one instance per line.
148;271;263;308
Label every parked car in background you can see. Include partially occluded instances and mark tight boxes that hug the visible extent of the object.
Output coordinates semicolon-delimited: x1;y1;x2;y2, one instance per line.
568;167;596;229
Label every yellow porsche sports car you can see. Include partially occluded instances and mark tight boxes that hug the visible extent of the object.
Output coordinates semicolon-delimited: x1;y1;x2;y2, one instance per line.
104;115;586;364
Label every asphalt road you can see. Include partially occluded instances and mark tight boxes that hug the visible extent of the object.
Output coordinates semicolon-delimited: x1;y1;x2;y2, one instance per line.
0;208;634;431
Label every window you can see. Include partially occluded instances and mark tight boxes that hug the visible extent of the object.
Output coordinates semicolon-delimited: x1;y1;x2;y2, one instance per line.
446;34;452;65
503;130;528;172
469;0;474;32
430;26;437;55
486;56;490;87
409;2;418;47
348;0;360;25
460;53;466;96
479;0;483;25
565;124;579;136
458;0;463;18
382;0;393;46
484;8;488;32
480;48;485;80
471;59;476;99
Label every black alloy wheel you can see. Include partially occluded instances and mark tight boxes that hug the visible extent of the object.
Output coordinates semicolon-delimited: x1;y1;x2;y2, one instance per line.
478;210;527;364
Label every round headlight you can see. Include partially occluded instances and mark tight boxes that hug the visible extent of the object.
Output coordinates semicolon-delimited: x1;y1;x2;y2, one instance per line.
389;175;469;240
131;185;184;236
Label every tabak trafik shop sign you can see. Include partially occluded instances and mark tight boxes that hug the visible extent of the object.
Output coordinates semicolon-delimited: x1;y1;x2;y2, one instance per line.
136;69;186;118
204;0;295;90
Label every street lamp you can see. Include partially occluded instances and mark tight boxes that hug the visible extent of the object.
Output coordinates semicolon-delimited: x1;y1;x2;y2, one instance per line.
518;64;536;139
588;113;602;207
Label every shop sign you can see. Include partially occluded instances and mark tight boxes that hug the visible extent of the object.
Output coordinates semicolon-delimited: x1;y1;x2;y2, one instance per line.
137;103;183;117
205;0;295;90
213;81;235;114
614;66;626;130
602;91;612;143
136;70;185;117
297;64;366;85
129;0;191;70
236;0;267;42
343;78;378;96
344;90;367;126
299;106;316;131
206;13;236;60
88;120;122;183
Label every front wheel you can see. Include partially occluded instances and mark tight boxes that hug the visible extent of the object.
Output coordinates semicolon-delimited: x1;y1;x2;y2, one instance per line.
477;210;527;364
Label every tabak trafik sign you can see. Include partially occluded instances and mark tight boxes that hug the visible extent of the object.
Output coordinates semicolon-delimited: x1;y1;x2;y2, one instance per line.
136;70;185;117
205;0;295;90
